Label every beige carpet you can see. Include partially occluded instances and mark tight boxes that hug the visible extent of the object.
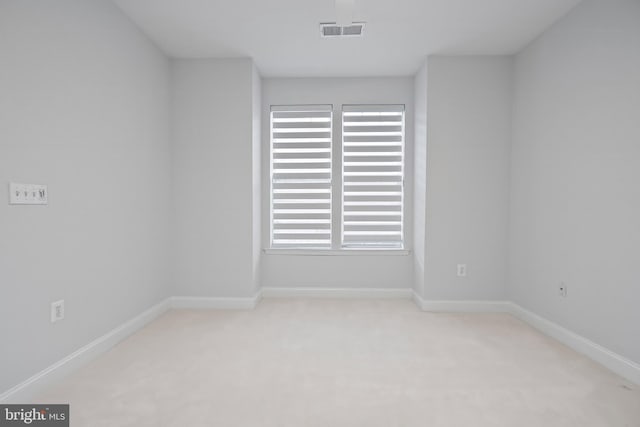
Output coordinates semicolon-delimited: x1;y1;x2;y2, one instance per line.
37;299;640;426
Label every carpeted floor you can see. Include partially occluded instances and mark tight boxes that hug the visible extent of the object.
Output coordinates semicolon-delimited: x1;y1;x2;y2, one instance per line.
37;299;640;426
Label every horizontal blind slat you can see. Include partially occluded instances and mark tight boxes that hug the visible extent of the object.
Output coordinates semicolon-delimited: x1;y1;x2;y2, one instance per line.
342;104;404;113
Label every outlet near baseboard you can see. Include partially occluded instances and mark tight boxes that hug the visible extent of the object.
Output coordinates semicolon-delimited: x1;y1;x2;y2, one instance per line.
558;282;568;297
456;264;467;277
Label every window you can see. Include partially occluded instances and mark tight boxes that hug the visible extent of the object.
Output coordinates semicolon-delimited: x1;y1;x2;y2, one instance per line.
269;104;405;251
270;106;333;249
342;105;405;249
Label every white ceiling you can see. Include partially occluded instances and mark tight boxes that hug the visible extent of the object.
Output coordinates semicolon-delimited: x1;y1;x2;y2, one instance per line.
113;0;582;77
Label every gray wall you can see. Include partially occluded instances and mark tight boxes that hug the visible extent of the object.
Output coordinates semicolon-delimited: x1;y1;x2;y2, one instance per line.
509;0;640;363
0;0;171;393
421;57;512;301
251;65;262;291
171;58;260;298
413;60;428;298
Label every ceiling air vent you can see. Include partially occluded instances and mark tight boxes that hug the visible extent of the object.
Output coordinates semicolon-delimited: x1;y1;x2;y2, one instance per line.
320;22;365;38
321;23;342;37
342;23;364;36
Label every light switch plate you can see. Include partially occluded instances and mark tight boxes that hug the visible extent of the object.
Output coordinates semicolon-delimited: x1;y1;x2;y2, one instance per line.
9;182;48;205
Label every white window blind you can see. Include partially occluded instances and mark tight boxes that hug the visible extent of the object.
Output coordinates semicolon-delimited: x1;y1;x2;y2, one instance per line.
342;105;405;249
270;105;333;249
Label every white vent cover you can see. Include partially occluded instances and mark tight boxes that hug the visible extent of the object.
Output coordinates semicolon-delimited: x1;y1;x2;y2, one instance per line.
320;22;365;37
342;24;364;36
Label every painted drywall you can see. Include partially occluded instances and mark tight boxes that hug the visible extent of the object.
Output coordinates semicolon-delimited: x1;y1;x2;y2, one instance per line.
251;65;262;291
413;60;428;298
261;78;414;289
509;0;640;363
422;56;512;300
0;0;171;394
171;58;260;298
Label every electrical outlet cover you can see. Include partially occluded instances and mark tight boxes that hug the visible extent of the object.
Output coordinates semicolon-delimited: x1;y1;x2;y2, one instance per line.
51;300;65;323
457;264;467;277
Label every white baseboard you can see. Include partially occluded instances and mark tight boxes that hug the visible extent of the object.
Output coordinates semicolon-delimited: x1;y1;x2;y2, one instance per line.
261;287;413;299
170;292;262;310
508;303;640;385
0;293;262;402
412;291;511;313
410;293;639;384
3;292;637;403
0;298;170;403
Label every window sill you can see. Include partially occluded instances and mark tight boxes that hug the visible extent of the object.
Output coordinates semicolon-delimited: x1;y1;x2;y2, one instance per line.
263;248;411;256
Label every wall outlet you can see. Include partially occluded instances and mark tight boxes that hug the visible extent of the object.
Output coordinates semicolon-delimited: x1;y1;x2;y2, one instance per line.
456;264;467;277
558;282;568;297
51;300;64;323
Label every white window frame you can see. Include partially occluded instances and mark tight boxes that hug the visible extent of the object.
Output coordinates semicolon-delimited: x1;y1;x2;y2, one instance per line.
267;104;407;255
269;105;333;249
341;105;406;250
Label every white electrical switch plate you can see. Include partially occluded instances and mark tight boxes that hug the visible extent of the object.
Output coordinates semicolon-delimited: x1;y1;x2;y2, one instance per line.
9;182;48;205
